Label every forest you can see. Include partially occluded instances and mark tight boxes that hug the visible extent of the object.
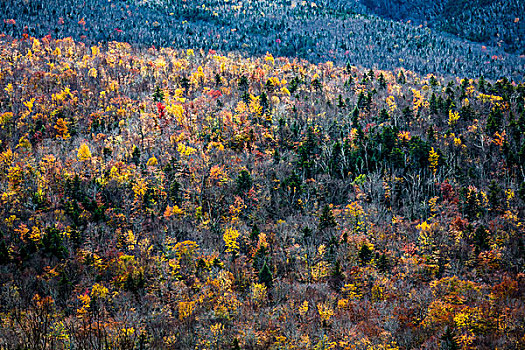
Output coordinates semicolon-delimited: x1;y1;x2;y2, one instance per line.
1;0;525;348
1;0;524;80
361;0;524;55
0;33;524;349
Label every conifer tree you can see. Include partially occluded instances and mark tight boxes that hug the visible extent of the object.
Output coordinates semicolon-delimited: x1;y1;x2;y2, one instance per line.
259;261;273;289
318;204;337;231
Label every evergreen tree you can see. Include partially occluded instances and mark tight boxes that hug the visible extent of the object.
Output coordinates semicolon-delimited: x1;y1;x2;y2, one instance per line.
132;145;141;166
259;261;273;289
42;227;67;259
312;78;322;91
378;73;386;89
486;106;503;135
236;169;253;194
328;141;343;178
152;85;164;102
351;106;360;128
318;204;337;231
215;73;222;86
430;93;439;115
473;225;489;252
302;226;313;242
377;253;389;273
250;224;260;241
289;76;300;94
358;243;372;265
169;180;181;203
518;182;525;202
429;75;439;87
180;77;190;90
328;260;344;291
345;76;353;88
357;91;366;109
0;232;9;265
273;148;281;164
378;108;389;123
241;91;250;104
389;148;405;169
440;327;459;350
337;94;345;108
460;104;475;121
397;70;406;84
260;91;269;113
231;339;241;350
297;127;318;178
487;180;503;213
238;75;249;90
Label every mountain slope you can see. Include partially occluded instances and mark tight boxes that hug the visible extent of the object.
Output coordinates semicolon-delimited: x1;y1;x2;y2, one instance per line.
1;0;523;80
362;0;525;55
0;35;524;349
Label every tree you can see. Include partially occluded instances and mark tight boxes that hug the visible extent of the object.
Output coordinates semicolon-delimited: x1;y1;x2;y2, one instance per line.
429;75;439;87
132;145;141;166
297;127;319;178
169;180;181;204
337;94;345;108
328;141;343;178
440;327;459;350
238;75;249;91
328;260;344;291
409;136;431;170
42;227;67;259
318;204;337;231
259;261;273;289
152;85;164;102
478;76;486;93
397;70;406;84
473;225;489;252
250;224;260;241
378;73;386;89
518;181;525;201
358;243;372;265
77;143;92;162
236;169;253;194
377;252;389;273
0;234;9;265
487;180;503;213
486;106;503;136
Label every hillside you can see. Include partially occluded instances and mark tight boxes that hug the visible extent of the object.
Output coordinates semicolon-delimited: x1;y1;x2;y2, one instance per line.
361;0;525;55
0;35;524;349
1;0;524;80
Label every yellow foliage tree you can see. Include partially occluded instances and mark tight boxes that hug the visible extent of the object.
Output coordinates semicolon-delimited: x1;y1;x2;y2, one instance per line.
223;227;240;254
428;147;439;175
54;118;71;140
448;110;460;126
77;143;92;161
146;156;158;167
178;301;196;321
316;302;334;324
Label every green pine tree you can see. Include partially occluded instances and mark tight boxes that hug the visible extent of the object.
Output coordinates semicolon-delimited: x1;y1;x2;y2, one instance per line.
318;204;337;231
259;261;273;289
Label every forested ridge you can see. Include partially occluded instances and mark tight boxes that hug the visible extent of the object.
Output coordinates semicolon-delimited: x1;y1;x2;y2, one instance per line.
0;34;524;349
361;0;525;55
1;0;524;80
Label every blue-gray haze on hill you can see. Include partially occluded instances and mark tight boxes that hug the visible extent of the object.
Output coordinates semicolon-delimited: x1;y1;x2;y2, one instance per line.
361;0;524;55
1;0;524;80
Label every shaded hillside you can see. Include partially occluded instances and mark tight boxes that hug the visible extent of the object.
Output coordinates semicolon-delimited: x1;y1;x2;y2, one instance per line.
1;0;524;80
0;35;524;349
362;0;525;55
